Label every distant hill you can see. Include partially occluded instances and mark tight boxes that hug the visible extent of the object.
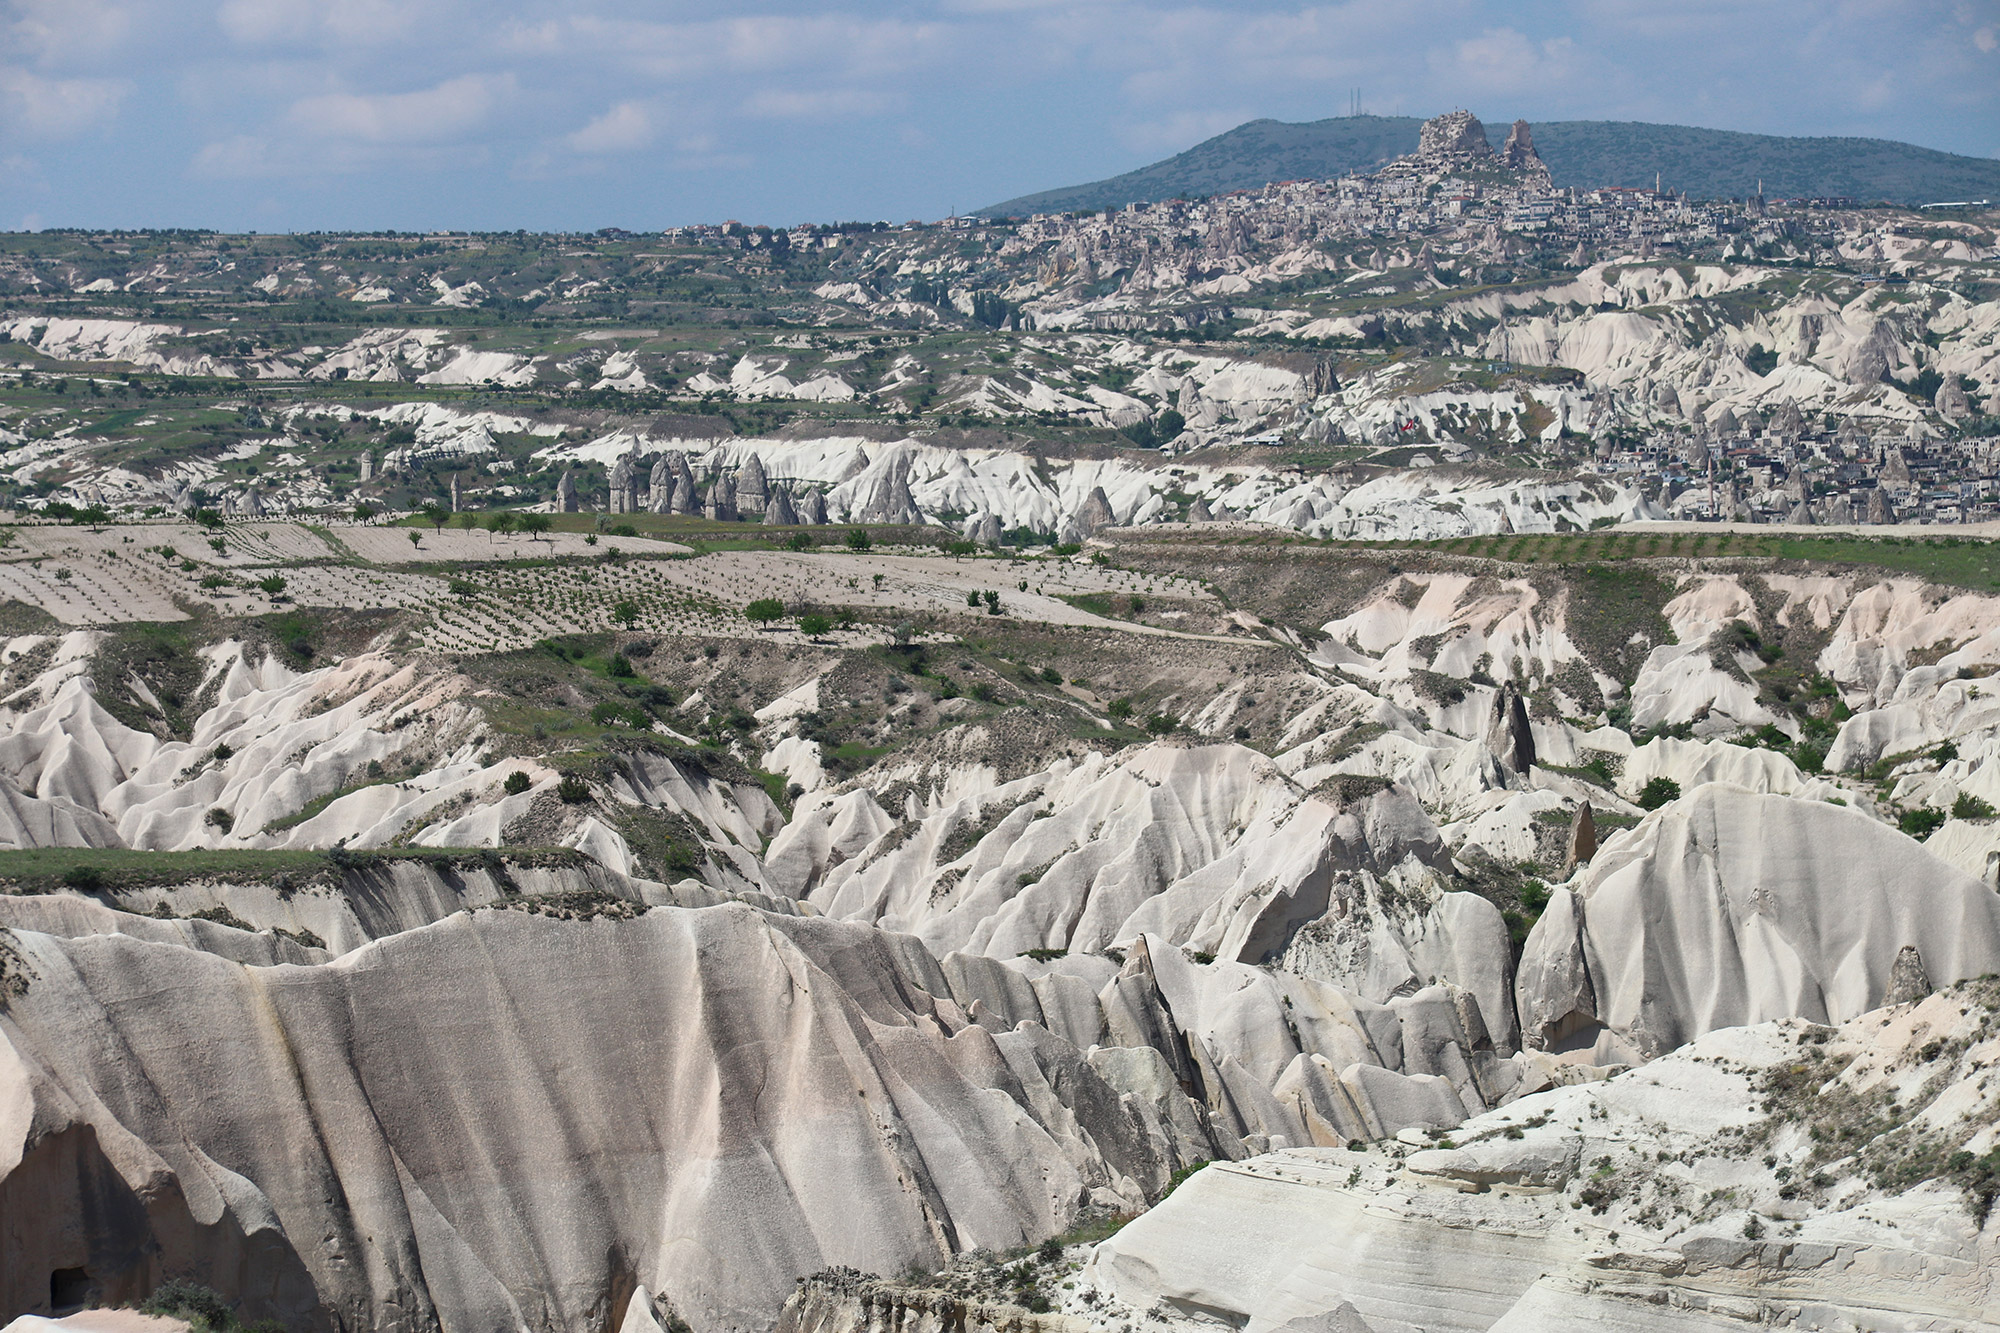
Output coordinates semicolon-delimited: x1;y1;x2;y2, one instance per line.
983;115;2000;215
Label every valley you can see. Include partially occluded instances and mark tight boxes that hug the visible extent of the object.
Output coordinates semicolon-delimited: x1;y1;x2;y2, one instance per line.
4;110;2000;1333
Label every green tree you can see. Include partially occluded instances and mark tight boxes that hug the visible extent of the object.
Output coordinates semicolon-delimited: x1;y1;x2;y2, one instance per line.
257;574;287;597
1900;806;1947;839
503;771;532;796
745;597;786;628
845;528;871;550
612;599;643;630
1636;776;1681;810
408;530;422;550
352;502;375;524
799;613;832;639
420;502;449;532
520;513;552;540
786;531;813;552
485;512;519;542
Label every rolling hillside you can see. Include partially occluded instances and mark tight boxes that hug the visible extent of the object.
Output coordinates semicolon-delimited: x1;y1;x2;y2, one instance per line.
985;114;2000;214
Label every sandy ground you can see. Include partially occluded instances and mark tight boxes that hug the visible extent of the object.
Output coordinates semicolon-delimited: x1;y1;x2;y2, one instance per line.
3;1313;189;1333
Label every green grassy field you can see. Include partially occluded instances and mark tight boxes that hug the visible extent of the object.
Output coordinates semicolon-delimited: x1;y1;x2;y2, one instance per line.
1284;529;2000;590
0;846;578;894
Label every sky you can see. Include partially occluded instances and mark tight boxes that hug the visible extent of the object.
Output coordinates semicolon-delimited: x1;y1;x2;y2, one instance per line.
2;0;1997;233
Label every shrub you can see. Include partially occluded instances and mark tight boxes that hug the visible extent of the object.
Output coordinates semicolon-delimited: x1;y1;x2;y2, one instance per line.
1953;792;1996;821
1145;713;1177;735
503;771;531;796
845;528;871;550
61;864;104;891
799;614;832;638
1900;807;1947;839
612;600;643;631
1108;697;1134;719
1157;1160;1209;1201
786;531;812;552
591;701;645;727
966;591;980;608
610;523;638;538
608;652;636;678
256;575;287;596
556;773;591;804
143;1280;234;1331
205;807;234;833
1636;776;1681;810
1039;666;1062;684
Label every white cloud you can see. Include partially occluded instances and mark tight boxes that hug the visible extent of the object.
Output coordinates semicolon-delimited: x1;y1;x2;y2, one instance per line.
741;87;897;119
5;0;135;65
285;71;511;143
1117;107;1253;154
536;13;954;81
216;0;443;48
566;100;652;154
1431;27;1580;96
0;66;128;137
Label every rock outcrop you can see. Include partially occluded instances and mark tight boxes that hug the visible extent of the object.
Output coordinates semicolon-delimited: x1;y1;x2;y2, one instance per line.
736;454;770;517
1079;981;2000;1333
1418;111;1489;160
1064;488;1116;543
1482;684;1535;775
1517;784;2000;1060
764;487;799;526
0;904;1213;1333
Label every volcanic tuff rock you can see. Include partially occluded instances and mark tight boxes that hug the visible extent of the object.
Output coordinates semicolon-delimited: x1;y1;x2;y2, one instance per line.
1418;111;1491;161
10;540;2000;1333
1;903;1211;1333
1517;784;2000;1061
1077;982;2000;1333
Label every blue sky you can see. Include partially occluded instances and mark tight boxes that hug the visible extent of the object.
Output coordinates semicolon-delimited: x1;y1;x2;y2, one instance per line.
2;0;1997;232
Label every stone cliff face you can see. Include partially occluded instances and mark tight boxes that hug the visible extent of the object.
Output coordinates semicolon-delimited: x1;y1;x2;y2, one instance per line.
1418;111;1490;161
1076;983;2000;1332
1;904;1210;1333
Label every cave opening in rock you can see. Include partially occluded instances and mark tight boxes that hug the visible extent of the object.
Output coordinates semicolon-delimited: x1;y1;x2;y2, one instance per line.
50;1268;90;1314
